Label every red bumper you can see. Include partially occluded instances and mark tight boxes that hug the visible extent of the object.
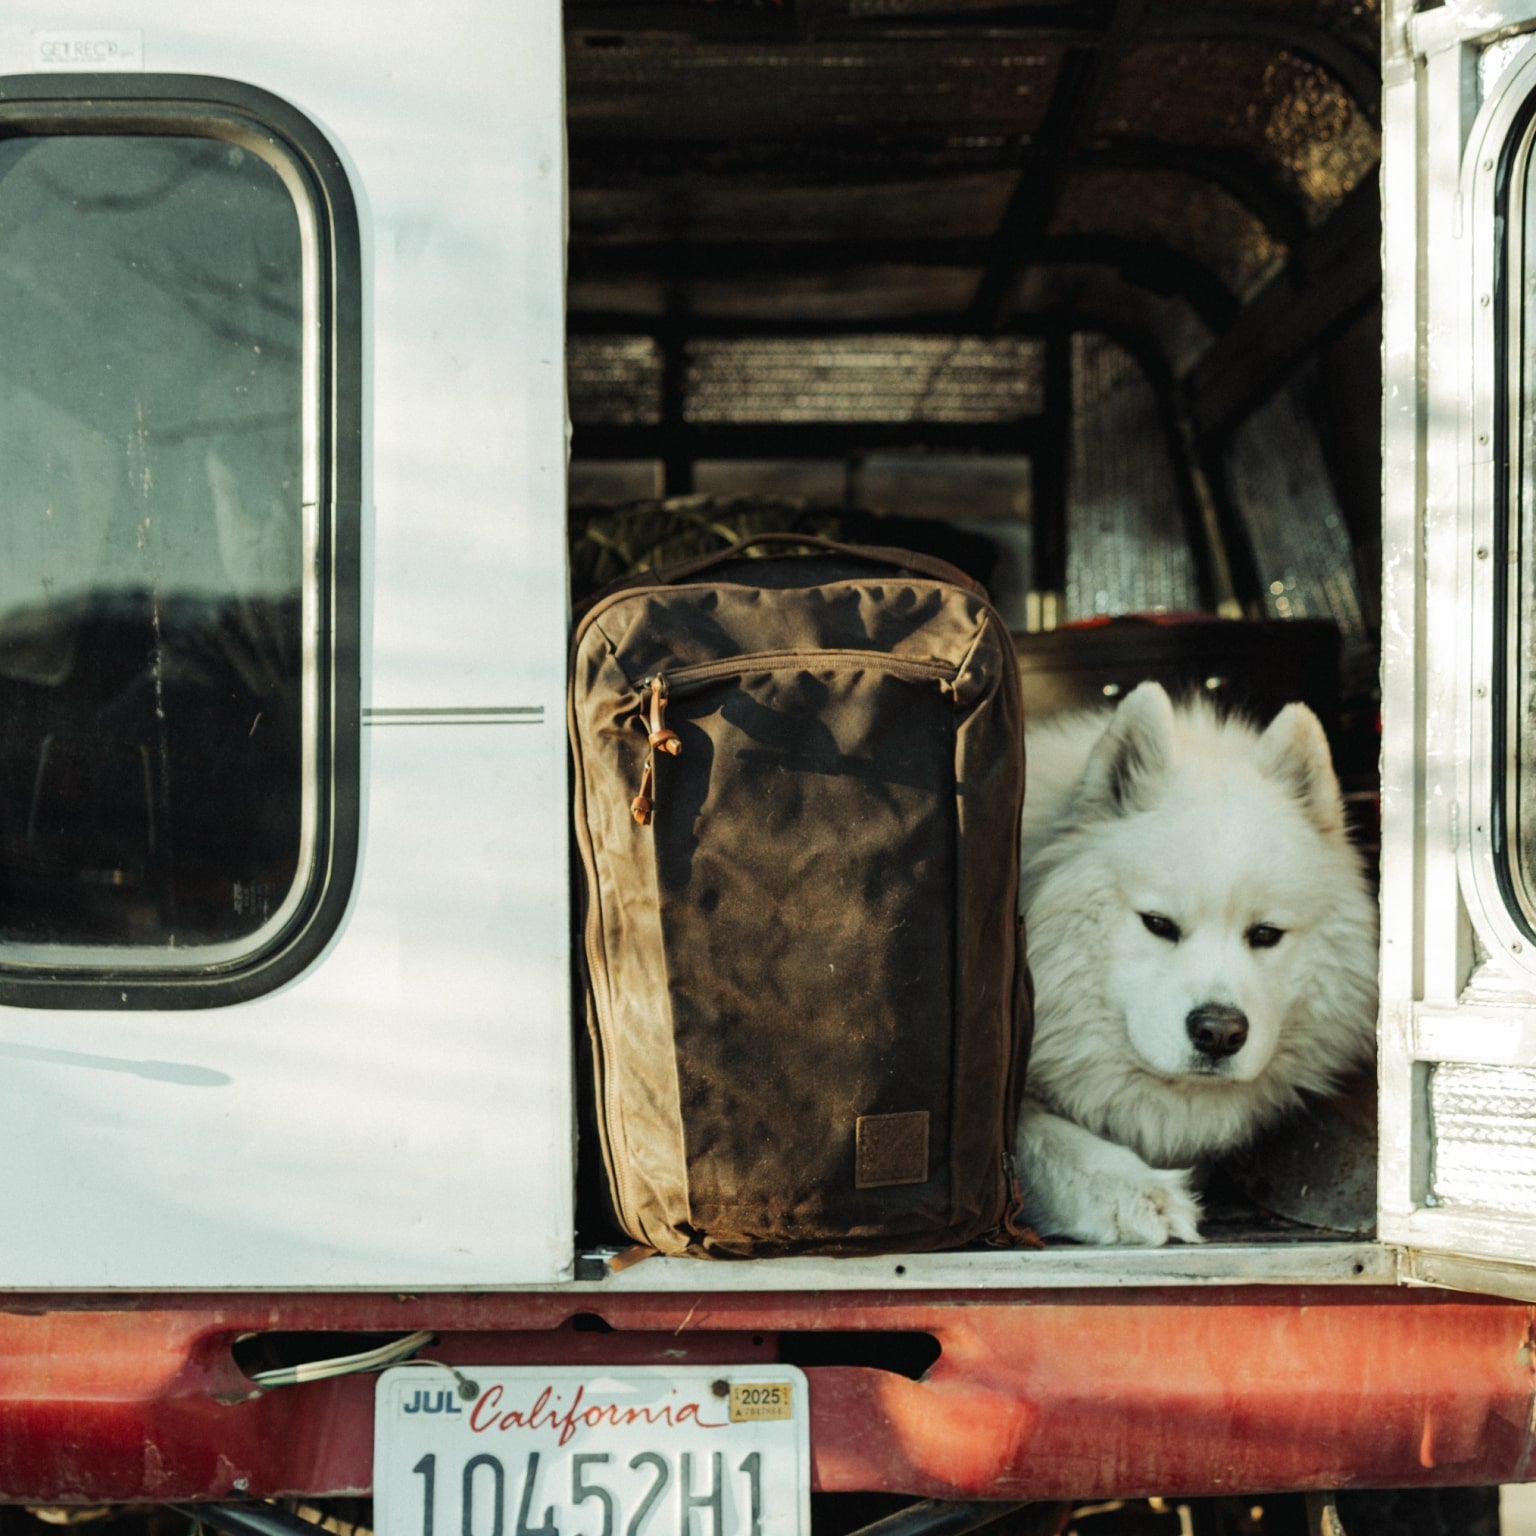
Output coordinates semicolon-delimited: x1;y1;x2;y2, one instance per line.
0;1286;1531;1503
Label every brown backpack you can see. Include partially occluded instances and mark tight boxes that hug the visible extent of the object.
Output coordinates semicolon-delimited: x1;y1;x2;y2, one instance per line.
569;535;1030;1257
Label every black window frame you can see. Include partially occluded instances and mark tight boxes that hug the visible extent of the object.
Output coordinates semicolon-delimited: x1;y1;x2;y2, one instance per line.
1495;86;1536;946
0;73;361;1009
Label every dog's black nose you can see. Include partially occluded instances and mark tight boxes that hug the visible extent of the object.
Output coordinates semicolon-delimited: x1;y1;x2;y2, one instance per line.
1187;1004;1249;1058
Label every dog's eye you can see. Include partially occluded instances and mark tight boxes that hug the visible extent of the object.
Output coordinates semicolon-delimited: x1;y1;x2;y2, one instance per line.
1139;912;1181;943
1247;924;1285;950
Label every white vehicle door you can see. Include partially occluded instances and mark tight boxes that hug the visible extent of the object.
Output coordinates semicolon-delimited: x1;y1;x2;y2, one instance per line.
0;0;573;1289
1381;0;1536;1297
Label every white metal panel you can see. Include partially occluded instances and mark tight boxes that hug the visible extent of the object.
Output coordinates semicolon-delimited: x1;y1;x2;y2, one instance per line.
1382;0;1536;1287
1377;0;1428;1244
0;0;572;1286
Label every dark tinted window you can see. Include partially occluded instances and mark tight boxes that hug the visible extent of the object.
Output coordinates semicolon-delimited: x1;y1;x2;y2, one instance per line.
0;130;311;967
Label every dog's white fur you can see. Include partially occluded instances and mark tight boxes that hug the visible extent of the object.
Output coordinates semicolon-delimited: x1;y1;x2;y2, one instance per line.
1013;682;1378;1245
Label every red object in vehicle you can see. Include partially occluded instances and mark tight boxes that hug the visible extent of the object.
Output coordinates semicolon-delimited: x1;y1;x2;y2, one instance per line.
0;1286;1531;1504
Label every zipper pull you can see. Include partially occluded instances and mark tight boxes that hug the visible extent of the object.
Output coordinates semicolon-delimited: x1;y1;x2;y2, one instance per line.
631;675;681;826
646;674;682;758
631;759;655;826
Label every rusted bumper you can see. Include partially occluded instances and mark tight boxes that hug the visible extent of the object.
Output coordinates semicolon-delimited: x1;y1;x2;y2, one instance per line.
0;1286;1530;1503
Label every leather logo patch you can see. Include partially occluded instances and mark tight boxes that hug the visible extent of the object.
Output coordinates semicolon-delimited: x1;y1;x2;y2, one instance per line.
855;1111;930;1188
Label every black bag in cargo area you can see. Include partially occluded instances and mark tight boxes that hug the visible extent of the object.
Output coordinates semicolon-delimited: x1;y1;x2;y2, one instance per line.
569;534;1031;1258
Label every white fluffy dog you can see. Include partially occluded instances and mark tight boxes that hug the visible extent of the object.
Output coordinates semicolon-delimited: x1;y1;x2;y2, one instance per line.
1014;681;1378;1245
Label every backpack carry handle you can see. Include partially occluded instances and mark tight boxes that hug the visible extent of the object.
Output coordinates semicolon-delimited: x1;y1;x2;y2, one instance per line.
638;531;986;596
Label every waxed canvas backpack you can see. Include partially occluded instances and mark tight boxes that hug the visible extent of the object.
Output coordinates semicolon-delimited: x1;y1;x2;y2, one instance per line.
569;535;1030;1258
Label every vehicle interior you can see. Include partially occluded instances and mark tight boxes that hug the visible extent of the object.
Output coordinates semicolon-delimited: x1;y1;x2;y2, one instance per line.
562;0;1383;1252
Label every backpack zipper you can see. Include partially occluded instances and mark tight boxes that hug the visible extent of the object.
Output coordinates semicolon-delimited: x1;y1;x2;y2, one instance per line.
660;648;958;692
630;650;960;829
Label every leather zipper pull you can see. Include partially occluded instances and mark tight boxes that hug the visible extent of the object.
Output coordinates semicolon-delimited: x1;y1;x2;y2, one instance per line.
631;759;654;826
646;674;681;758
631;675;680;826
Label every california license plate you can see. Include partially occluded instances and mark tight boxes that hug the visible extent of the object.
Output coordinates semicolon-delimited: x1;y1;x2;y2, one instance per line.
374;1365;811;1536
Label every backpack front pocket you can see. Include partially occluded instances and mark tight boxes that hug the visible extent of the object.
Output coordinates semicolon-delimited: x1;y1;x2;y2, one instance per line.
645;656;963;1251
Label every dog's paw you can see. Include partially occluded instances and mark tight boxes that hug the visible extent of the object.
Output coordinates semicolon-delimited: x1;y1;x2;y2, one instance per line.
1022;1136;1204;1246
1088;1160;1204;1246
1015;1102;1206;1245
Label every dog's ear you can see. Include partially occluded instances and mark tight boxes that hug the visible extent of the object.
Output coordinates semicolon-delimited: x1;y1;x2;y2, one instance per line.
1079;681;1175;816
1256;703;1344;836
